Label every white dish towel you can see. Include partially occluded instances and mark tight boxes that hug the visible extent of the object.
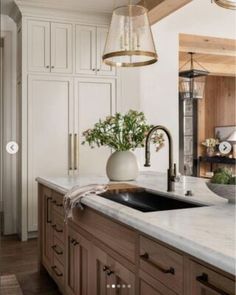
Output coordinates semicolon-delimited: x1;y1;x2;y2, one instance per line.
64;184;108;222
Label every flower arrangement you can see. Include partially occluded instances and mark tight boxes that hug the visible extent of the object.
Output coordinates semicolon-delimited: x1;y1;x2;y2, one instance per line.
202;138;219;148
82;110;164;152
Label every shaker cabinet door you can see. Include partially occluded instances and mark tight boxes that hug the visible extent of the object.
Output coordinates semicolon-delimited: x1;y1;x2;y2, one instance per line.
28;20;50;72
74;78;116;175
51;22;73;73
75;25;96;75
27;75;73;231
96;27;116;76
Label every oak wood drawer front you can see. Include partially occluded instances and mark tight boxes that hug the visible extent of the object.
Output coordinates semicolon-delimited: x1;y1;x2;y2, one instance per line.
52;236;65;266
139;235;184;294
52;212;65;243
51;257;65;289
190;260;235;295
72;207;136;263
52;191;64;216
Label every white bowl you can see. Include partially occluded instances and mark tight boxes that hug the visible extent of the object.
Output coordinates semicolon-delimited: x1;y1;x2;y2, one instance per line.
206;182;236;203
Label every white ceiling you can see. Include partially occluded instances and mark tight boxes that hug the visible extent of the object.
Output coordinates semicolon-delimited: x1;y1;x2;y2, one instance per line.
10;0;138;14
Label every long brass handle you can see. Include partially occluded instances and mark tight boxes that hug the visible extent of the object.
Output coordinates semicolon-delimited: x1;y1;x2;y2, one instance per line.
51;266;63;277
74;133;78;170
46;196;52;223
140;253;175;275
196;274;230;295
69;133;73;170
52;245;63;255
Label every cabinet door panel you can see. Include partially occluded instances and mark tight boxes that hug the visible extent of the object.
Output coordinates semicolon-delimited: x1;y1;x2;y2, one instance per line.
74;78;116;175
28;76;73;231
75;25;96;75
67;227;91;295
96;27;116;76
28;20;50;72
189;261;235;295
51;23;73;73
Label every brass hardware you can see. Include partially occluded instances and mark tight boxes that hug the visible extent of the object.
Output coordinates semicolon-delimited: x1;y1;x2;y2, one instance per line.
103;266;109;272
106;269;114;276
51;266;63;277
140;252;175;275
69;134;73;170
52;224;63;233
103;50;158;68
46;65;50;68
196;274;230;295
92;68;96;71
46;196;52;223
74;134;78;170
51;66;55;69
52;245;63;255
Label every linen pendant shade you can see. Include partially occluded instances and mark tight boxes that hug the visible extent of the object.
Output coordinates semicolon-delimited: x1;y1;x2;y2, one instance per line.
103;4;158;67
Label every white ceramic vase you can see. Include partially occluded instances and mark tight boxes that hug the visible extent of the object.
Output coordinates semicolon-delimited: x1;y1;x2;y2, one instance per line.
106;151;139;181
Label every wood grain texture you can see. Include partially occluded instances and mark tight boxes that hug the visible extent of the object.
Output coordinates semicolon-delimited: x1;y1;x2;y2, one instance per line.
197;76;236;176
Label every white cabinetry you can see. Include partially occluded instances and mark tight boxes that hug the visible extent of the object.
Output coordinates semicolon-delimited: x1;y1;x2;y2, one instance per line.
74;78;116;175
27;75;73;231
75;25;115;76
28;20;72;73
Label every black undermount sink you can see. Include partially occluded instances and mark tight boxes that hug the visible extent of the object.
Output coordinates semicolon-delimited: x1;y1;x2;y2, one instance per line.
98;187;204;213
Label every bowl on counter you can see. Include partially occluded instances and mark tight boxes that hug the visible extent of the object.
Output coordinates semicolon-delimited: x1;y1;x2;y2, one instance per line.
206;182;236;203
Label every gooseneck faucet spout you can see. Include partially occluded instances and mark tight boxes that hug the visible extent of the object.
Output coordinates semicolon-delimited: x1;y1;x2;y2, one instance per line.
144;125;177;192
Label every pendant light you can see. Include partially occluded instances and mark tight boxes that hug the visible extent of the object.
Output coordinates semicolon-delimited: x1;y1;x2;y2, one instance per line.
179;53;209;100
214;0;236;9
103;1;158;67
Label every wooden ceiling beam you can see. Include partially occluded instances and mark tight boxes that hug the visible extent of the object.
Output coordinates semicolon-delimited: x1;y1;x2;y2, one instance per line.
144;0;193;25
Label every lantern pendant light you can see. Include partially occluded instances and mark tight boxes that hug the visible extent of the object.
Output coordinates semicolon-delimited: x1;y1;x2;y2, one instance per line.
103;0;158;67
214;0;236;9
179;52;209;100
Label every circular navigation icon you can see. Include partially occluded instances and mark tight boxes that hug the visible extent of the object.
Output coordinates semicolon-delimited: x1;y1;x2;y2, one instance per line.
6;141;19;154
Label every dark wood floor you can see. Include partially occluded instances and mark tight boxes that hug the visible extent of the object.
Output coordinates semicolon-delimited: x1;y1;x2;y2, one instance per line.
0;235;61;295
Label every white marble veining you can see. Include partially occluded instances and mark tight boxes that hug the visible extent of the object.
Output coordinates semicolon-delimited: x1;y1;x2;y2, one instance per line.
36;172;236;275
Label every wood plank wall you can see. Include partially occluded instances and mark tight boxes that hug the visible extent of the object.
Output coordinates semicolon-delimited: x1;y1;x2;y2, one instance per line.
198;76;236;176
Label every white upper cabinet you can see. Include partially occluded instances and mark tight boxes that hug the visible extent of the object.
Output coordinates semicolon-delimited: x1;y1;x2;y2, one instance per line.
51;23;73;73
28;20;50;72
28;20;72;73
75;25;96;75
96;27;116;76
76;25;116;76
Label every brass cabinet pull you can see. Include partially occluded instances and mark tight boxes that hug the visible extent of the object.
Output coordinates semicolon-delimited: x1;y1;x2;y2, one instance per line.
46;196;52;223
140;253;175;275
46;65;50;69
52;245;63;255
196;274;230;295
74;133;78;170
52;224;63;233
51;266;63;277
69;133;73;170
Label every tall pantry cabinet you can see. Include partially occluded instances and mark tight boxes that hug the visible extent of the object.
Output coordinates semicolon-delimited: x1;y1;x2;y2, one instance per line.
16;8;131;239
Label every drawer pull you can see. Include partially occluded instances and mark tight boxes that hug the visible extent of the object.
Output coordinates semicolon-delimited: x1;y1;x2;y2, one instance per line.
56;203;63;207
106;269;114;276
46;196;52;223
52;224;63;233
52;245;63;255
196;273;230;295
140;252;175;275
103;266;109;272
51;266;63;277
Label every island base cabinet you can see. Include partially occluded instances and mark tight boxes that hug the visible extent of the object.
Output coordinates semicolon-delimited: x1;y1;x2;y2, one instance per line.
66;227;92;295
189;261;235;295
91;245;135;295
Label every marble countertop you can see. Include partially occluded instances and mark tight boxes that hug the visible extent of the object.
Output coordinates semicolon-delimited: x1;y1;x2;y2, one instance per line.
36;172;235;275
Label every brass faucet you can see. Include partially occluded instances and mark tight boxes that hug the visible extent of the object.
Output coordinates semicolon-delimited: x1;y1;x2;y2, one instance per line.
144;125;177;192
